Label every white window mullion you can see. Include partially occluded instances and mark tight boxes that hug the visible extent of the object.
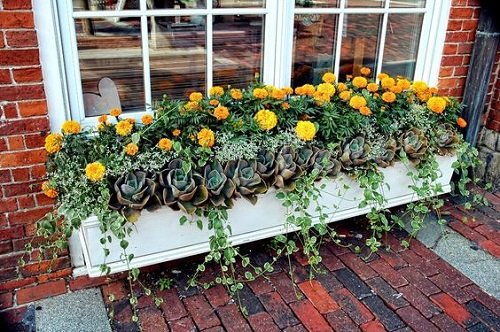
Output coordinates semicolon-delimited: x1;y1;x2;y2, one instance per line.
206;0;213;92
375;0;390;80
140;15;152;110
266;0;292;87
333;0;346;81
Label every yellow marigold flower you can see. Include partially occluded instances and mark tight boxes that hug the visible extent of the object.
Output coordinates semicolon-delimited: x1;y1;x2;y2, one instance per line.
359;106;372;116
254;109;278;131
412;80;428;93
141;114;154;125
377;73;389;80
349;95;367;110
189;92;203;102
209;86;224;97
295;120;316;141
197;128;215;147
85;161;106;182
110;108;122;117
125;143;139;156
44;133;63;154
158;138;173;151
317;83;336;97
367;83;379;93
230;89;243;100
115;120;133;136
61;120;81;135
381;77;396;90
271;88;286;100
282;87;294;95
427;96;447;114
213;106;229;120
282;102;290;109
457;117;467;128
295;84;315;97
397;79;411;90
322;72;336;83
209;99;219;106
360;67;371;76
337;82;348;92
382;91;396;103
97;114;108;123
253;88;268;99
389;85;403;94
172;129;181;137
184;101;200;111
41;181;58;198
313;92;329;106
339;90;352;101
352;76;368;89
429;87;439;94
97;123;106;131
417;91;432;102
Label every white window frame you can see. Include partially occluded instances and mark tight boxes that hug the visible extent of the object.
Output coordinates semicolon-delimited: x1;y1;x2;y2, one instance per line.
35;0;452;132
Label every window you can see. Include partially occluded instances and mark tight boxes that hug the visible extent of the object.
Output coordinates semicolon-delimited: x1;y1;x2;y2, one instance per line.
49;0;449;125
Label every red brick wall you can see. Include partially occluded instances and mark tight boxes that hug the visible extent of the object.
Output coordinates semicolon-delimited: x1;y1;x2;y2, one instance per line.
485;50;500;132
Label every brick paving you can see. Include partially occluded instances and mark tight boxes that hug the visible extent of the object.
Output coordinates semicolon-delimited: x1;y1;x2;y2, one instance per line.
1;192;499;331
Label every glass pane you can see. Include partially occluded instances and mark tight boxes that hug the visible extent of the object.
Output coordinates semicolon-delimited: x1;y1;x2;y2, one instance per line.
390;0;425;8
148;16;206;101
216;0;265;8
295;0;339;8
339;14;382;80
148;0;206;9
213;15;263;88
292;14;338;87
73;0;139;11
346;0;384;7
75;18;144;116
382;13;423;78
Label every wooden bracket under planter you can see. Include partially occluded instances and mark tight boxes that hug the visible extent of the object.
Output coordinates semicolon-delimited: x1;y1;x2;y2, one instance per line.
78;155;456;277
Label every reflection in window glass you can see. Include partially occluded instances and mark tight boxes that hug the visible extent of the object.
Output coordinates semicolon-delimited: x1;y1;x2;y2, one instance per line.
340;14;382;80
382;13;423;78
149;16;206;100
147;0;207;9
295;0;339;8
390;0;425;8
215;0;265;8
73;0;139;11
292;14;337;87
346;0;384;8
213;15;263;88
75;18;144;116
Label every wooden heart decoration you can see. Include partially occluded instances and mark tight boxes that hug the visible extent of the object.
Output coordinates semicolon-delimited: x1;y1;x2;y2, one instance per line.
83;77;122;117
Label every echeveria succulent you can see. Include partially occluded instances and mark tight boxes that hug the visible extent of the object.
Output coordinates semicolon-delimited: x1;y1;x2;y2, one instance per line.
340;136;371;169
225;159;267;204
434;124;459;156
204;161;236;207
159;159;208;214
373;138;397;168
399;128;428;163
294;146;315;172
275;146;302;191
310;147;342;177
256;150;278;185
109;170;161;223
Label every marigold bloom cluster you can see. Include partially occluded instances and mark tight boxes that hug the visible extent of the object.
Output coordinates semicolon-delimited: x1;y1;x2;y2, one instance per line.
141;114;153;125
295;84;315;97
125;143;139;156
295;121;316;141
457;117;467;128
42;181;58;198
349;95;367;110
382;92;396;103
253;88;268;99
230;89;243;100
45;133;63;154
158;138;173;151
427;96;447;114
254;109;278;131
189;92;203;102
85;162;106;182
61;120;81;135
110;108;122;117
197;128;215;147
213;106;229;120
322;72;336;83
115;120;133;136
209;86;224;97
352;76;368;89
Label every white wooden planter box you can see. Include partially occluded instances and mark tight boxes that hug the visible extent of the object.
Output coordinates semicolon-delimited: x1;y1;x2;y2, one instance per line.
78;155;456;277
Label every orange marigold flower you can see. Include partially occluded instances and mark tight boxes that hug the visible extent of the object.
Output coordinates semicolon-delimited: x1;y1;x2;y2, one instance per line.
367;83;379;92
322;72;336;83
172;129;181;137
389;85;403;94
61;120;81;135
337;83;348;92
417;91;432;102
382;91;396;103
381;77;396;90
295;84;315;97
189;92;203;102
44;133;63;154
184;101;200;111
429;87;439;94
158;138;173;151
41;181;58;198
282;87;294;95
349;95;367;110
115;120;133;136
317;83;336;97
339;90;352;101
360;67;371;76
197;128;215;147
427;96;447;114
85;161;106;182
377;73;389;80
457;117;467;128
253;88;269;99
209;86;224;97
141;114;154;125
282;102;290;109
359;106;372;116
411;81;428;93
213;106;229;120
397;78;411;90
126;118;136;124
209;99;220;106
230;88;243;100
271;88;286;100
125;143;139;156
313;91;330;105
97;114;108;123
110;108;122;117
352;76;368;89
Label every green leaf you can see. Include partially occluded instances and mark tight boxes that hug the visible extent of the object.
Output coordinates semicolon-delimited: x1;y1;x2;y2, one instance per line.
179;216;188;225
131;132;140;144
197;219;203;230
120;239;129;249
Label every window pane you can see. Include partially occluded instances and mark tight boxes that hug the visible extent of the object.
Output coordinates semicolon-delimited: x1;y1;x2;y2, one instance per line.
295;0;339;8
340;14;382;80
382;13;423;78
213;15;263;88
148;0;206;9
390;0;425;8
73;0;139;11
149;16;206;100
292;14;338;87
346;0;384;8
75;18;144;116
216;0;265;8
